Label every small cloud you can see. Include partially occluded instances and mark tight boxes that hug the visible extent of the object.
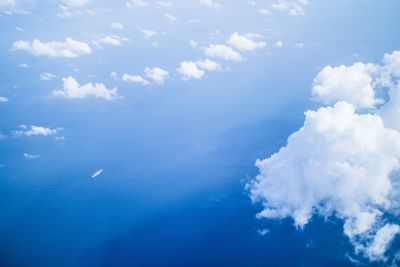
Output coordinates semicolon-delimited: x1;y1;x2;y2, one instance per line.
110;22;124;30
23;153;40;159
164;13;177;23
18;63;28;68
14;125;59;137
0;96;9;103
40;72;56;80
258;8;270;16
200;0;221;8
145;67;169;85
190;40;198;48
62;0;91;7
257;229;270;236
122;73;149;85
91;169;103;178
274;40;283;47
52;77;118;100
97;35;129;46
177;59;221;80
13;38;91;58
226;32;266;51
157;1;172;8
126;0;149;8
142;29;158;39
204;44;243;61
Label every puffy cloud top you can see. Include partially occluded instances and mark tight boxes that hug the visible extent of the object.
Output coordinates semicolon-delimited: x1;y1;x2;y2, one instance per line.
250;50;400;261
13;38;91;58
52;77;118;100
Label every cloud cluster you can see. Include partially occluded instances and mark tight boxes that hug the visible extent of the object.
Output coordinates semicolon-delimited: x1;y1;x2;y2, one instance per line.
226;32;266;51
204;44;243;61
13;38;91;58
271;0;309;16
249;50;400;261
62;0;90;7
52;77;118;100
203;32;266;62
14;125;59;137
177;59;221;80
144;67;169;85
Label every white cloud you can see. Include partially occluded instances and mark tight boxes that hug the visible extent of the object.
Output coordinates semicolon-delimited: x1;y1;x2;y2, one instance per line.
62;0;90;7
190;40;198;48
52;77;118;100
177;61;205;80
249;101;400;259
13;38;91;58
157;1;171;8
226;32;266;51
97;35;128;46
366;224;400;260
258;9;271;16
0;96;9;102
126;0;149;8
249;50;400;261
0;0;16;8
23;153;39;159
142;29;158;39
295;42;305;48
164;13;177;23
271;0;308;16
274;40;283;47
204;44;243;61
91;169;103;178
18;63;28;68
14;125;59;137
200;0;221;8
122;73;149;85
312;63;383;109
110;71;118;80
110;22;124;30
177;59;221;80
145;67;169;85
196;59;221;71
40;72;56;80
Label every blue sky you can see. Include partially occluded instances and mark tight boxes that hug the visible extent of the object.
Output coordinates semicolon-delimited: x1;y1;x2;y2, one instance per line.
1;0;400;266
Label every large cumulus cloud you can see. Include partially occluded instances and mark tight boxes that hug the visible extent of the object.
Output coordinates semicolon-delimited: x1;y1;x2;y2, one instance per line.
249;50;400;261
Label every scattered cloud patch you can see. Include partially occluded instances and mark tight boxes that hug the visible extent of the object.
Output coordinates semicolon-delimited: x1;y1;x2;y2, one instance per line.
142;29;158;39
52;77;118;100
200;0;221;8
226;32;266;51
145;67;169;85
91;169;103;178
23;153;39;159
62;0;90;7
110;22;124;30
13;38;91;58
40;72;56;80
204;44;243;61
177;59;221;80
164;13;177;23
126;0;149;8
122;73;149;85
97;35;128;46
271;0;309;16
0;96;9;103
14;125;59;137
